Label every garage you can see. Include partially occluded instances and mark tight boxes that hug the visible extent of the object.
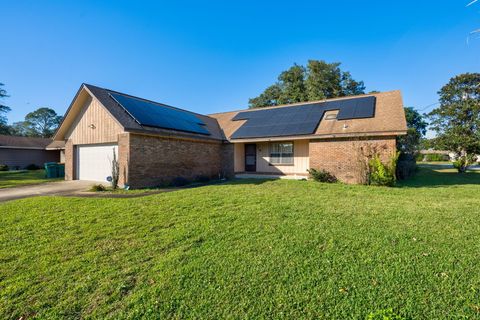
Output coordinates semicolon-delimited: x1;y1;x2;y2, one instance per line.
75;144;118;181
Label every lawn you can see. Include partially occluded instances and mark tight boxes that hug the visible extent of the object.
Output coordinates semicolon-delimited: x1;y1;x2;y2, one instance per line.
0;170;58;188
1;165;480;319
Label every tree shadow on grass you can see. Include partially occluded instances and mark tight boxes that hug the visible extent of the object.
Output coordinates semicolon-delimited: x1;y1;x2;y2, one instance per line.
222;178;274;186
398;164;480;188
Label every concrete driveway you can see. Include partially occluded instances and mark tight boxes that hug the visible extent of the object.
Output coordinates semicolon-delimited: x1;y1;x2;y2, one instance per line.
0;180;95;202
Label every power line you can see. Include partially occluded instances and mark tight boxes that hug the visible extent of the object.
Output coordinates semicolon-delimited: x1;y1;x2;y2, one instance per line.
415;101;440;112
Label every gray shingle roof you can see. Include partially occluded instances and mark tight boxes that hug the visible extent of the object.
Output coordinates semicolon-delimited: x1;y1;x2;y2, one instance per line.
0;134;55;149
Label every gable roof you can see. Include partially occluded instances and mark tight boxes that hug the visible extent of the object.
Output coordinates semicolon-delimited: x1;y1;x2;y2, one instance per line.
54;84;226;142
209;90;407;141
0;134;56;150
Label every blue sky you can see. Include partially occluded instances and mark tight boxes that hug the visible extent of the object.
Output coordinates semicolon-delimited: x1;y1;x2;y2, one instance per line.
2;0;480;126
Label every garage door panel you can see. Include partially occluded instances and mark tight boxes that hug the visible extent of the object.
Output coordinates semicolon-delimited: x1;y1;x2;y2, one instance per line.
76;144;118;182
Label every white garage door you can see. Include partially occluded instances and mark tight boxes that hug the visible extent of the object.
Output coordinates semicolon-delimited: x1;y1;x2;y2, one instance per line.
76;144;118;182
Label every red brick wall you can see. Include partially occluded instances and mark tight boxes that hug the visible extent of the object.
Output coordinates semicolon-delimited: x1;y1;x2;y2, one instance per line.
127;134;234;188
64;139;74;180
118;133;129;186
309;136;397;184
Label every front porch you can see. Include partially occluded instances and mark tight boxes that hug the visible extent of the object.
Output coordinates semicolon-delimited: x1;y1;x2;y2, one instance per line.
233;139;310;176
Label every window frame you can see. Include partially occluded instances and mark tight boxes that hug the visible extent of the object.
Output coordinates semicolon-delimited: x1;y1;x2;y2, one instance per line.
269;141;294;166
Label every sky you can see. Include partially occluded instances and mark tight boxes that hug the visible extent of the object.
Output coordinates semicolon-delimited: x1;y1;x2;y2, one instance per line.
2;0;480;129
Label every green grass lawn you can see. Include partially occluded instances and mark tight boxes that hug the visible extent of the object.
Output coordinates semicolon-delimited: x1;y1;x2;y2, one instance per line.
0;170;59;189
1;165;480;319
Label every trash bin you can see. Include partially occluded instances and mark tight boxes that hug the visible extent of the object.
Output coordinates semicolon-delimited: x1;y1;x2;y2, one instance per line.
57;163;65;178
44;162;58;178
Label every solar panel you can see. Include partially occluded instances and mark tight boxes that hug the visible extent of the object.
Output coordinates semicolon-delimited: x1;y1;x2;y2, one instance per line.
230;96;375;139
109;93;210;135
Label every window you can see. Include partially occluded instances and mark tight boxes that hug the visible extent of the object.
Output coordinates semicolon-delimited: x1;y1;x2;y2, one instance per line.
270;142;294;165
324;111;338;120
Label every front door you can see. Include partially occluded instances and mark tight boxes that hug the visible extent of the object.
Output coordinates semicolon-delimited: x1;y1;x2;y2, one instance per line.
245;144;256;172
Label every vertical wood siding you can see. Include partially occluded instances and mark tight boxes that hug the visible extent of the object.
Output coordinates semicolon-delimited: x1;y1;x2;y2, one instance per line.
65;97;123;145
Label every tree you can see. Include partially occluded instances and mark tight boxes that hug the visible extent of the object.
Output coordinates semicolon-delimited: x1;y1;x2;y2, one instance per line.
19;107;63;138
0;83;11;134
277;64;307;105
248;84;282;108
397;107;428;155
9;121;30;136
305;60;342;100
428;73;480;172
249;60;366;108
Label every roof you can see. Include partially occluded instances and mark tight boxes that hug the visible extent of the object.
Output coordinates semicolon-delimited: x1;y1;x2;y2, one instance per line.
84;84;225;141
54;84;226;142
0;135;57;150
54;84;406;144
46;140;65;150
209;90;407;141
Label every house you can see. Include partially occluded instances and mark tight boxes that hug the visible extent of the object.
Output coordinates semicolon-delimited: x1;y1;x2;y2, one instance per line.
210;90;407;183
0;134;65;169
53;83;407;188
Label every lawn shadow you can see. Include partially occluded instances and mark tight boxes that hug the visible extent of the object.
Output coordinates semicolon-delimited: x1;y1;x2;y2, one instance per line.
222;178;274;186
398;164;480;188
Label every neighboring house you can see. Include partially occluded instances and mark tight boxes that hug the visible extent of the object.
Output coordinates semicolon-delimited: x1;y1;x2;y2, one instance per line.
53;84;407;188
0;135;64;169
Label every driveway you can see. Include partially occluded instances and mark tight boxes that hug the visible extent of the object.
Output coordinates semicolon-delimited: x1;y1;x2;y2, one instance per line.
0;180;95;202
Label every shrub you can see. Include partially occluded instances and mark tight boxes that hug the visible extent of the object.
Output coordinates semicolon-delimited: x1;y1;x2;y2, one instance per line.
194;175;210;183
396;160;417;180
25;164;41;170
396;153;417;180
111;148;120;190
0;164;8;171
417;153;449;162
368;153;398;187
89;184;106;192
307;168;338;183
171;177;189;187
453;157;467;173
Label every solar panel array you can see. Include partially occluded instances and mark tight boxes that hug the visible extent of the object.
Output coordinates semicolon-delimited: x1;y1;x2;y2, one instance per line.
230;96;376;139
109;93;210;135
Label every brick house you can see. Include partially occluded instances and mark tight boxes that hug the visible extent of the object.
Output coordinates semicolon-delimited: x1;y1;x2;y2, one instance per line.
53;84;407;188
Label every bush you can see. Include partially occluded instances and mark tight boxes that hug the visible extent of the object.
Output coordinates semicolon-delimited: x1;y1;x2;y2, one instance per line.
453;157;468;173
396;160;417;180
307;168;338;183
194;175;210;183
171;177;189;187
368;153;398;187
396;153;417;180
0;164;8;171
89;184;107;192
25;164;41;170
417;153;449;162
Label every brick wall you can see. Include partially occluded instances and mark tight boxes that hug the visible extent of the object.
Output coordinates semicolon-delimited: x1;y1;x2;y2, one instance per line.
64;139;73;180
127;133;234;188
309;136;397;184
118;133;129;186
